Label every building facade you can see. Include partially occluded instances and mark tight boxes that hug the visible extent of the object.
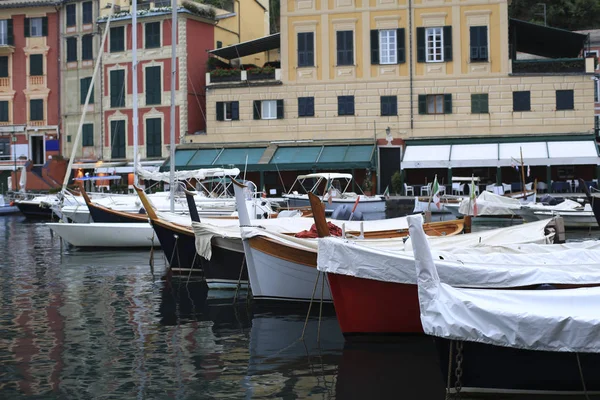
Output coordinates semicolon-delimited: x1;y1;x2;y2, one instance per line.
190;0;596;195
0;0;63;191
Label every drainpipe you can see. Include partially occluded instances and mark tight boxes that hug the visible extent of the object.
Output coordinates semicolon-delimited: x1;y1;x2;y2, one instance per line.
98;0;104;161
409;0;414;131
236;0;241;43
56;6;62;151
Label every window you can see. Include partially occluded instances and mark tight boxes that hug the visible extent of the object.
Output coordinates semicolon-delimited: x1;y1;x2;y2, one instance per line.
30;99;43;121
380;96;397;116
30;54;43;76
0;101;8;122
145;22;160;49
82;35;93;60
0;19;13;46
513;91;531;112
471;93;489;114
297;32;314;67
216;41;223;48
66;4;76;27
110;69;125;108
0;138;8;157
336;31;353;66
110;120;126;159
418;94;452;114
145;66;161;105
80;77;93;104
110;26;125;52
66;37;77;62
556;90;574;111
82;124;94;147
0;56;8;78
216;101;239;121
338;96;355;116
253;100;284;120
26;17;46;37
146;118;162;158
379;30;397;64
417;26;452;63
298;97;314;117
82;2;93;24
470;26;488;62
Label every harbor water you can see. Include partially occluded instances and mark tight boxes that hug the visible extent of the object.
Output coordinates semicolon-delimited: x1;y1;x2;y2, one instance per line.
0;214;598;399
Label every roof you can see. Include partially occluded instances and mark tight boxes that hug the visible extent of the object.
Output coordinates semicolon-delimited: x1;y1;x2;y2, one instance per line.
0;0;60;8
209;33;280;60
509;19;588;58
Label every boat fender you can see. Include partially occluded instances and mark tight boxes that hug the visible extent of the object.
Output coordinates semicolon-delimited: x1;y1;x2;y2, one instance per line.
263;212;268;219
352;210;364;221
139;207;147;215
331;205;350;220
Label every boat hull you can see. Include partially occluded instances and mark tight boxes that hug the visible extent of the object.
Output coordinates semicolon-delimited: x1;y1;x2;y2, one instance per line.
284;195;386;217
151;220;248;289
244;236;330;302
0;205;20;215
46;222;160;247
16;201;54;220
327;273;422;337
437;338;600;395
533;211;597;229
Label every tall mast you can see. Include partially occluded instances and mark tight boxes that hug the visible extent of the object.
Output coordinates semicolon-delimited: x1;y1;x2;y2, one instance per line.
132;0;139;186
169;0;177;212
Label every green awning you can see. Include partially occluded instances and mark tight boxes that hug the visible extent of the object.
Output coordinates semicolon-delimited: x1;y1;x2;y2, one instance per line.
268;144;376;171
509;19;587;59
163;147;267;171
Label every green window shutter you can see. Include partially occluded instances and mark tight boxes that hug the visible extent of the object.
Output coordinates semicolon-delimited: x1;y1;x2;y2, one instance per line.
81;77;93;104
216;102;224;121
82;2;93;24
66;37;77;62
444;93;452;114
42;17;48;36
110;27;124;52
556;89;574;110
30;54;43;76
82;35;93;60
145;22;160;49
0;56;8;78
370;30;379;64
416;27;425;63
396;28;405;64
7;19;13;45
418;95;427;114
276;99;284;119
110;120;126;159
253;100;261;119
66;4;76;27
110;69;125;108
231;101;239;120
0;101;8;122
82;124;94;147
145;66;161;105
443;26;452;61
30;99;43;121
471;94;479;113
146;118;162;158
480;94;489;113
24;18;30;38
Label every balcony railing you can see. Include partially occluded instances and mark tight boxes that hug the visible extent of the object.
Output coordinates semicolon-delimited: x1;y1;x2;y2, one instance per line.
29;120;44;127
0;77;9;88
29;75;45;86
512;58;586;74
207;68;281;86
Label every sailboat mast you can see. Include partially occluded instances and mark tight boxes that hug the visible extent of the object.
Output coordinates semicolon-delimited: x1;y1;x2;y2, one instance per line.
520;146;526;198
132;0;139;186
169;0;177;212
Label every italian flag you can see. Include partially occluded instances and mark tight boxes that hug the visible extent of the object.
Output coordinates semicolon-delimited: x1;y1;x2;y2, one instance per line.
431;175;441;209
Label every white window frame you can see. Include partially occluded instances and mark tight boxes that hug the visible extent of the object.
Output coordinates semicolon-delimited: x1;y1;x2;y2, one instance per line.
0;20;7;45
379;29;397;64
261;100;277;120
425;27;443;63
30;18;43;37
224;102;232;121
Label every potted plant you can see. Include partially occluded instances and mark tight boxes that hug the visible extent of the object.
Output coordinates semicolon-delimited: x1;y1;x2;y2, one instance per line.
210;68;241;82
362;170;373;196
246;65;276;81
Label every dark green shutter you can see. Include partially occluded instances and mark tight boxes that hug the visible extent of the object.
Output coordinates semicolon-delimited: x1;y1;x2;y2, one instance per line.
81;77;93;104
396;28;405;64
7;19;13;45
67;4;76;27
30;54;43;76
24;18;30;37
299;98;306;116
111;120;125;159
216;102;224;121
146;118;161;158
82;124;94;146
307;97;314;116
276;99;284;119
253;100;261;119
418;95;427;114
30;99;43;121
231;101;239;120
338;96;345;115
0;101;8;122
416;27;425;62
82;35;93;60
443;26;452;61
381;97;388;115
66;37;77;62
0;57;8;78
479;26;488;61
444;94;452;114
370;30;379;64
42;17;48;36
145;66;161;105
110;69;125;108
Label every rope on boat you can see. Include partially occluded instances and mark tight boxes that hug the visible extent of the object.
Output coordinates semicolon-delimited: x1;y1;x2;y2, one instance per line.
185;251;198;285
149;231;155;275
301;270;322;341
576;352;590;400
232;255;246;305
317;272;325;344
168;235;179;270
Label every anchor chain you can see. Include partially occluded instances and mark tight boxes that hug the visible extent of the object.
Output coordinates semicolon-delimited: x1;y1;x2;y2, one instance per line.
453;341;464;399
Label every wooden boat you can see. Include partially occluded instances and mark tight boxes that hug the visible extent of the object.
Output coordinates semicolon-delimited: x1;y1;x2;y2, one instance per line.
134;186;248;289
233;180;466;303
46;222;159;247
411;214;600;395
80;187;148;223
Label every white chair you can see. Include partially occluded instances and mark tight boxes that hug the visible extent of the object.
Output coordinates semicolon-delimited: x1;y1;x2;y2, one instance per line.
420;183;432;196
573;180;579;192
472;184;480;195
452;183;464;195
404;183;414;196
485;184;495;192
502;183;512;193
438;185;446;195
537;181;548;193
525;182;533;191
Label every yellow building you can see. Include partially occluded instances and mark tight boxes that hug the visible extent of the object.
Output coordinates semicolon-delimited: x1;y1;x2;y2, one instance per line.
182;0;598;195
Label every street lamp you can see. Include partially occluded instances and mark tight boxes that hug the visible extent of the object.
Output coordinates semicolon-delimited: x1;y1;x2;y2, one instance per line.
536;3;547;26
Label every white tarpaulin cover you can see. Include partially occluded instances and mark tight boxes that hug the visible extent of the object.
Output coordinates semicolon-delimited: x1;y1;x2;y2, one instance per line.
136;166;241;183
409;214;600;353
458;190;521;216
